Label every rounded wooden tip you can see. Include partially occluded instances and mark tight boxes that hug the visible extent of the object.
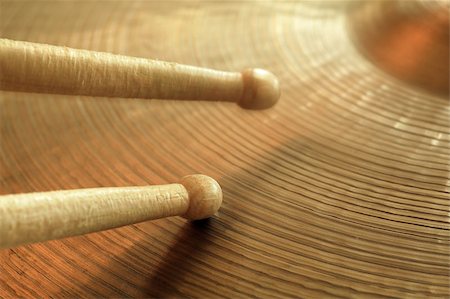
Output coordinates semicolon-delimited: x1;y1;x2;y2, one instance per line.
239;68;281;109
181;175;223;220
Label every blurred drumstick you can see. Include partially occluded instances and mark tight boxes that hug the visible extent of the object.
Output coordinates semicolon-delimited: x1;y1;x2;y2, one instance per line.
0;175;222;249
0;38;280;109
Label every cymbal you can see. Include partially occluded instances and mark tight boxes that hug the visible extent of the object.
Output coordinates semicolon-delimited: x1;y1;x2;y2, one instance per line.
1;1;448;298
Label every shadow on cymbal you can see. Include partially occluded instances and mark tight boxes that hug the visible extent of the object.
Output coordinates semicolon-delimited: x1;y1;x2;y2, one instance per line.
144;219;216;297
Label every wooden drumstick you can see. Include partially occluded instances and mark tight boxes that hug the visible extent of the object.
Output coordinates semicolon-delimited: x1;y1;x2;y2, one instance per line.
0;175;222;249
0;38;280;109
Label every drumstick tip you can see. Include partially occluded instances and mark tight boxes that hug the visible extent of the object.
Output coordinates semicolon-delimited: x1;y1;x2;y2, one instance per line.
239;68;280;110
181;175;223;220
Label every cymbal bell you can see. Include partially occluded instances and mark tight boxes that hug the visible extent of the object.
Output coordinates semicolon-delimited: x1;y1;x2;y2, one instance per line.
348;0;449;96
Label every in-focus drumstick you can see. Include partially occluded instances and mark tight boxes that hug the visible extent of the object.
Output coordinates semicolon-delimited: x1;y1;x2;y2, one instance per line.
0;175;222;249
0;38;280;109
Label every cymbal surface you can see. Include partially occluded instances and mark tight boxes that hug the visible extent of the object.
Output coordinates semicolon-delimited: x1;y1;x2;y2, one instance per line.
1;1;449;298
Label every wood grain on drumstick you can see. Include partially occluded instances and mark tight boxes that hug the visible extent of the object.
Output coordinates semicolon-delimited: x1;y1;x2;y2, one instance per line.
0;175;222;249
0;38;280;109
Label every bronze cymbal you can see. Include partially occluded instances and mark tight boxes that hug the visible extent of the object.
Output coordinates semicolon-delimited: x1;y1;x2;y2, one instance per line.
0;1;448;298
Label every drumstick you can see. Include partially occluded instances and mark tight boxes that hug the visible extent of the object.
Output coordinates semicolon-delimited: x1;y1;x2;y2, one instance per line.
0;38;280;109
0;175;222;249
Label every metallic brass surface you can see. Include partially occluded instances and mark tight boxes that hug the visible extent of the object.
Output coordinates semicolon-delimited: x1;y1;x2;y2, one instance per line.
1;1;449;298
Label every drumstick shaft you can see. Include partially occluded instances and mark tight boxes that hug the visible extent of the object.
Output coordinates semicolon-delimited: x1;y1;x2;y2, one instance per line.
0;175;222;249
0;39;280;109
